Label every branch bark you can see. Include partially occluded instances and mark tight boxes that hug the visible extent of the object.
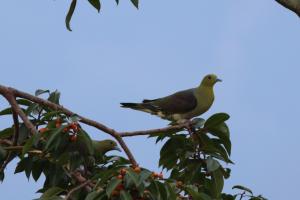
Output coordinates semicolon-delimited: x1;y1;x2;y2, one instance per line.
276;0;300;17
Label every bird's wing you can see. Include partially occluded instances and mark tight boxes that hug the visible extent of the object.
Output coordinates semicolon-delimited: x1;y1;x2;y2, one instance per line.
146;88;197;114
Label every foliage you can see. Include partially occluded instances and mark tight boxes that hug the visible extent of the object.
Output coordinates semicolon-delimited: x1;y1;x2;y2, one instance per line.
65;0;138;31
63;0;300;31
0;89;266;200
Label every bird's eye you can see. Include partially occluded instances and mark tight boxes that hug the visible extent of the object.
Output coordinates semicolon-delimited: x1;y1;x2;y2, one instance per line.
208;76;212;80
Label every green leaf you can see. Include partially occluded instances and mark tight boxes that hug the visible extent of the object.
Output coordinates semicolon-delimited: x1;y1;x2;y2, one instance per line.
106;178;122;197
165;182;177;200
0;171;4;182
185;185;212;200
15;157;33;179
126;168;139;186
48;90;61;104
88;0;101;12
204;113;230;129
232;185;253;195
221;193;237;200
22;134;40;158
0;146;7;160
147;181;162;200
211;169;224;198
208;122;231;155
32;160;44;181
206;157;220;172
16;98;33;106
85;191;102;200
130;0;139;9
41;111;63;121
120;190;133;200
45;126;66;150
40;187;65;199
66;0;77;31
0;107;12;116
35;89;50;96
15;157;29;174
18;124;31;144
0;127;13;139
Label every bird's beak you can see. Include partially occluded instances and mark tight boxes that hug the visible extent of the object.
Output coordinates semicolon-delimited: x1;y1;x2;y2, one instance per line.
112;146;121;152
215;78;222;83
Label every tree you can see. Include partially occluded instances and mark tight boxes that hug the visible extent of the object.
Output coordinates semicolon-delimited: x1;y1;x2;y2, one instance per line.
63;0;300;31
0;86;266;199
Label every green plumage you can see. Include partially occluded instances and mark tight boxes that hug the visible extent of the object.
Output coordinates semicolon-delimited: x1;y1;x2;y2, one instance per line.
92;139;120;161
121;74;221;123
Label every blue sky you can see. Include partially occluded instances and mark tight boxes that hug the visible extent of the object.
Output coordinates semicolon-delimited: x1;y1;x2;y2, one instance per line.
0;0;300;199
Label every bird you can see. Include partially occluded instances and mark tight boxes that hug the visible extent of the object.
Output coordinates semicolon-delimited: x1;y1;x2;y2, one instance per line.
92;139;121;161
121;74;221;123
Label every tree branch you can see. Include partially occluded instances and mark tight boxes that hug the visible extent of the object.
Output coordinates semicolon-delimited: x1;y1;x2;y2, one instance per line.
0;84;138;167
0;103;21;173
119;123;187;137
65;180;92;200
276;0;300;17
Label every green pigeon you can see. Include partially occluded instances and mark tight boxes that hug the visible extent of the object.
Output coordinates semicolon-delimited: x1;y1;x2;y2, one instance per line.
121;74;221;123
92;139;121;161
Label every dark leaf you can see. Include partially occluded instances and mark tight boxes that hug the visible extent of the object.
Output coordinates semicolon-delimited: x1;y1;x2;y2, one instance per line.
106;178;122;197
65;0;77;31
22;134;40;158
185;185;212;200
206;157;220;172
204;113;230;129
45;126;66;150
0;107;12;116
85;191;102;200
211;169;224;198
48;90;61;104
130;0;139;9
32;160;44;181
0;127;13;139
35;89;50;96
0;171;4;182
88;0;101;12
40;187;65;199
120;190;133;200
0;146;7;160
16;98;33;106
232;185;253;195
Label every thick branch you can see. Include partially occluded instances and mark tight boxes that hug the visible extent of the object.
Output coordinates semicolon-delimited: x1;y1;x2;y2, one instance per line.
0;88;37;135
0;105;21;173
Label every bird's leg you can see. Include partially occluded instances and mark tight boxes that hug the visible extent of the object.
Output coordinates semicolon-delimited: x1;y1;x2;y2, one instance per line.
184;120;196;138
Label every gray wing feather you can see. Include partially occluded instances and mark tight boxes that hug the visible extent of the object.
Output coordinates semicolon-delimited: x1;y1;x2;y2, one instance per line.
146;88;197;114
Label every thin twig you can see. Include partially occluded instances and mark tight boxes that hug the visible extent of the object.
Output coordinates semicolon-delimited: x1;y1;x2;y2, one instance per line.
119;123;187;137
0;139;12;146
12;110;19;145
65;180;92;200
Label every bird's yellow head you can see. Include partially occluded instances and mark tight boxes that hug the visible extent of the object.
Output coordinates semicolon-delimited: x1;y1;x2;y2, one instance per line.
200;74;222;87
95;139;121;153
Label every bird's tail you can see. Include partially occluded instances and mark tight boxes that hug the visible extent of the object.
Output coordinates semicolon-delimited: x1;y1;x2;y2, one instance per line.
120;102;158;113
120;102;140;109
